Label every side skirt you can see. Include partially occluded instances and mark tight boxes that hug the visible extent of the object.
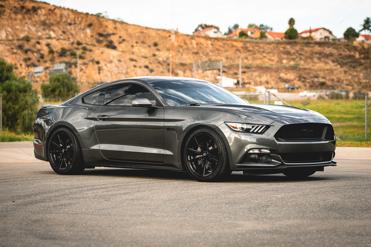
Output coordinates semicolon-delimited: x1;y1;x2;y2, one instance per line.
89;161;183;172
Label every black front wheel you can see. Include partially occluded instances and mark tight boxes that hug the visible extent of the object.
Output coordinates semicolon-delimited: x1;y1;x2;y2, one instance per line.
183;128;230;181
47;128;84;175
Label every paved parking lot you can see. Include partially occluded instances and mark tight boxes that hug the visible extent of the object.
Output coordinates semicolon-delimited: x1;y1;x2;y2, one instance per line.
1;142;371;246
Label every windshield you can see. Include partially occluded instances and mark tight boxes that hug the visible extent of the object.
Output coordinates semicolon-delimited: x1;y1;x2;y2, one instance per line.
148;80;248;106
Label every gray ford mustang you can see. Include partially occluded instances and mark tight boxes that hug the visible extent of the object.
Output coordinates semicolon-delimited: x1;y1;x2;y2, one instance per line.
33;77;336;181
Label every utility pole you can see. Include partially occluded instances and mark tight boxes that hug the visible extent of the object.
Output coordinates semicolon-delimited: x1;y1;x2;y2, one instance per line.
267;91;271;105
366;94;369;140
220;61;223;78
169;29;176;76
238;56;242;87
77;50;80;83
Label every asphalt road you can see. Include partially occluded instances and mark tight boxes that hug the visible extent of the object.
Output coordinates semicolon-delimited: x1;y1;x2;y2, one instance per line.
1;142;371;247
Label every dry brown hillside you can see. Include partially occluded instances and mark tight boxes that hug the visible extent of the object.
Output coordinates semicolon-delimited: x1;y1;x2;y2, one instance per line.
0;0;370;92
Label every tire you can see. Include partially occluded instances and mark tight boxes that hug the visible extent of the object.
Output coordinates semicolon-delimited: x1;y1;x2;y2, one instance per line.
283;169;316;179
182;128;230;182
47;127;84;175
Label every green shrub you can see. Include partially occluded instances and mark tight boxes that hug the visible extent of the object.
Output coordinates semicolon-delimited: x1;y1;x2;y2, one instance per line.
238;31;248;39
59;47;69;57
327;91;349;99
285;28;298;40
352;91;367;100
0;58;16;83
343;27;359;41
41;73;79;101
1;78;38;133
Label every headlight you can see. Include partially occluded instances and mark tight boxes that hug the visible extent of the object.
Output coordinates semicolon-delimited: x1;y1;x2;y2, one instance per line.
225;122;269;134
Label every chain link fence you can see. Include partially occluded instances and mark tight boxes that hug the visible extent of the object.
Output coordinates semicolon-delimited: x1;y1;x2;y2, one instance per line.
0;94;2;132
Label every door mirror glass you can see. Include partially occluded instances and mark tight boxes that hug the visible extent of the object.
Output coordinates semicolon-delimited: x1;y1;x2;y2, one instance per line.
131;98;154;107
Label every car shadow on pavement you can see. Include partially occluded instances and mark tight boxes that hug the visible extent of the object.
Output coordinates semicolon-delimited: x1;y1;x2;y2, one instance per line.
38;168;338;183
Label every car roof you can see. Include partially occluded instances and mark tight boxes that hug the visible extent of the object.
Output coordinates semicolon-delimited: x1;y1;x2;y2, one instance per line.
115;76;209;84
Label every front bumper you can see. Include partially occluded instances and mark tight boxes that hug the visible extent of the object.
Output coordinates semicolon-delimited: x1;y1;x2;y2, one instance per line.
33;139;48;161
219;123;337;171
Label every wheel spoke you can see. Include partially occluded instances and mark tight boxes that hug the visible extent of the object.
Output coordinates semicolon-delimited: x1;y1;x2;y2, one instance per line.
57;134;63;146
207;154;219;162
202;162;207;176
187;148;201;154
51;141;60;147
60;157;67;169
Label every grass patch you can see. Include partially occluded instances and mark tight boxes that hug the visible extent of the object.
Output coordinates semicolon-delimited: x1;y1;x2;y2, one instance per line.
0;130;33;142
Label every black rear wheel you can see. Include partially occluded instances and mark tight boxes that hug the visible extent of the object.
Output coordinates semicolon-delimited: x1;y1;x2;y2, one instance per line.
183;128;229;181
47;128;84;175
283;169;316;179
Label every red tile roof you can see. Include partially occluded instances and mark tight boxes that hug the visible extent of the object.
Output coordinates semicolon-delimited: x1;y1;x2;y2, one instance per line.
360;34;371;40
300;27;333;35
266;31;284;39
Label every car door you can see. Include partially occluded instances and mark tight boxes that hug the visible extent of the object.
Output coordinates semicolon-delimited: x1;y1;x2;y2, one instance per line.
92;82;165;164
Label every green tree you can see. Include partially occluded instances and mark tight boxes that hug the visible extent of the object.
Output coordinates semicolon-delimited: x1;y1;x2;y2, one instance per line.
0;78;39;133
285;17;298;40
343;27;359;41
225;23;239;35
360;17;371;33
0;58;16;84
285;28;298;40
248;23;258;28
288;18;295;28
238;31;248;39
258;24;273;32
41;73;79;101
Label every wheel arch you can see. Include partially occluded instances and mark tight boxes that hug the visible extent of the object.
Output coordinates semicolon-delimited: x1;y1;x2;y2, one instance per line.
179;124;233;170
45;121;85;165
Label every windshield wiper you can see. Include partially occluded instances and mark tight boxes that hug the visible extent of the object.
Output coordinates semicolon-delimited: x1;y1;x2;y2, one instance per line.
188;103;201;106
212;103;248;107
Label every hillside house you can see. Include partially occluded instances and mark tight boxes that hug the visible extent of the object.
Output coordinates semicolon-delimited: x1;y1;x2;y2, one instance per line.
228;28;261;39
299;27;336;41
193;24;223;38
357;34;371;43
266;32;284;40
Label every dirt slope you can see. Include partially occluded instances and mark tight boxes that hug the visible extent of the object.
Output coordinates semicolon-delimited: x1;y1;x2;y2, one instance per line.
0;0;370;91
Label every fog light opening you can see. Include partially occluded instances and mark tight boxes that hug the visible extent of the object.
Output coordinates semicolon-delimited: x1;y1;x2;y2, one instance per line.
248;148;271;154
246;154;272;163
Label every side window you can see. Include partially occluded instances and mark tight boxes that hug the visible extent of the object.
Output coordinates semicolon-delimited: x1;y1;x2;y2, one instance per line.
83;83;157;106
82;90;105;105
107;84;156;106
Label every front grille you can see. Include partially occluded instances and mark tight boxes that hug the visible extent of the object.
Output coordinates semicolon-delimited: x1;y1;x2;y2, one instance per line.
275;123;334;142
281;152;333;163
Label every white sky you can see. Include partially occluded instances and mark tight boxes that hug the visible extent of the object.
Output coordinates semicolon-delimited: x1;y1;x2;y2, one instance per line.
42;0;370;37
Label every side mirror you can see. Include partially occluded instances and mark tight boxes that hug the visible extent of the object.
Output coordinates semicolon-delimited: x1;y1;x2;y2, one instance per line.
131;98;154;107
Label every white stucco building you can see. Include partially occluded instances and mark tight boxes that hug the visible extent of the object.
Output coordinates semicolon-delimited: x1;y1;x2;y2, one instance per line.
300;27;336;41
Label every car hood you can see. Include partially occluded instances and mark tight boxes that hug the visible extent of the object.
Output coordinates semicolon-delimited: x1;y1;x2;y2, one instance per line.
215;104;330;125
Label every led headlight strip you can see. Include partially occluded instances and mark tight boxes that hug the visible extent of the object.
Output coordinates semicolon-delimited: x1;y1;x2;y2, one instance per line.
225;122;269;134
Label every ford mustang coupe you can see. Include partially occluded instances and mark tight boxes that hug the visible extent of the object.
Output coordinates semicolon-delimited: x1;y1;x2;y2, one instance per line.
33;77;336;181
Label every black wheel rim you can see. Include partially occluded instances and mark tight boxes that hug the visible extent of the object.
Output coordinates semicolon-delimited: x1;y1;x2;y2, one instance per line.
186;132;221;177
49;131;75;171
